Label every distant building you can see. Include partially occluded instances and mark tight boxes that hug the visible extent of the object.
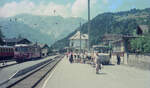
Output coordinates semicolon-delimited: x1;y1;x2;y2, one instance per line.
102;34;123;46
101;25;149;64
101;34;126;55
39;44;49;57
101;33;138;64
136;25;149;35
111;35;139;53
69;31;88;52
111;35;140;64
3;38;31;46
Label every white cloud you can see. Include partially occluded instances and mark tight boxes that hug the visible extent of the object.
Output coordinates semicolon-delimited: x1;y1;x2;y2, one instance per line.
71;0;97;17
0;0;71;17
32;2;71;17
0;0;97;18
0;1;35;17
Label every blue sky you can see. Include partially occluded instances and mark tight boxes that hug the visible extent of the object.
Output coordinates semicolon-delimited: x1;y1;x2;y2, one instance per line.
0;0;150;19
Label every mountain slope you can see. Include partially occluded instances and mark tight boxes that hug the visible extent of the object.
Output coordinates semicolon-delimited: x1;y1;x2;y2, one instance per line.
0;14;86;45
52;8;150;49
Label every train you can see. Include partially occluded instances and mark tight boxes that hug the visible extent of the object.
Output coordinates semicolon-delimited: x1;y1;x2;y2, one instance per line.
0;46;14;61
14;44;41;62
0;44;41;63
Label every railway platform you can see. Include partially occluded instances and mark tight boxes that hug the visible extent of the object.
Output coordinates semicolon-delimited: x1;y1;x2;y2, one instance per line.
42;56;150;88
0;61;16;67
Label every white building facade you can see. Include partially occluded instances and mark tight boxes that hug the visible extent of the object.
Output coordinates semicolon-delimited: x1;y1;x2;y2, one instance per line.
69;31;88;51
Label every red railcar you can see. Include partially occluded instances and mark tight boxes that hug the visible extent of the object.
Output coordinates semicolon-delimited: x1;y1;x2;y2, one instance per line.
0;46;14;61
14;44;41;62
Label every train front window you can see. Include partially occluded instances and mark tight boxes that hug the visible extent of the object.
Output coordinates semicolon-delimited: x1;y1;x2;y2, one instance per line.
94;47;109;53
15;47;20;52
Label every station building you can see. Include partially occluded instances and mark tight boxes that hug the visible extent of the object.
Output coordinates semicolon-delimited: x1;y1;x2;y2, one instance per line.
39;44;50;57
69;31;88;53
104;25;150;64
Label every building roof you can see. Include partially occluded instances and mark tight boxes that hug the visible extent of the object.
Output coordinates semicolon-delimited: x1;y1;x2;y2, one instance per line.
102;34;123;41
69;31;88;40
3;38;31;43
15;44;29;47
102;34;137;41
38;44;49;49
137;25;149;34
139;25;149;31
0;45;13;48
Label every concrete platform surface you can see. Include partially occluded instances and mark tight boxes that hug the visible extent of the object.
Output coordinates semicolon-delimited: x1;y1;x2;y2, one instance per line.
43;56;150;88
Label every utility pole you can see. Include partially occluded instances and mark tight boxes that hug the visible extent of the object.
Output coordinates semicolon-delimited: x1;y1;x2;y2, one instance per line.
80;22;82;54
88;0;91;51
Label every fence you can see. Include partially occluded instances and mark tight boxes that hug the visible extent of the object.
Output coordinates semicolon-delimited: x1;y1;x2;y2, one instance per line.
110;53;150;70
127;53;150;70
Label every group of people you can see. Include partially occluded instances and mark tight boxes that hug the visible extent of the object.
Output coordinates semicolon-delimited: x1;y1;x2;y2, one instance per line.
66;52;103;74
67;52;88;64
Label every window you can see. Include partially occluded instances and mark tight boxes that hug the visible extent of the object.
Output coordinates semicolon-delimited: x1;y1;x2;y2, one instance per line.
4;48;5;52
7;48;10;52
0;48;1;52
1;48;2;52
15;47;19;52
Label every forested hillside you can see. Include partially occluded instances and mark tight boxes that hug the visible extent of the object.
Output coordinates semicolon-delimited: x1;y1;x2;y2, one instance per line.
52;8;150;49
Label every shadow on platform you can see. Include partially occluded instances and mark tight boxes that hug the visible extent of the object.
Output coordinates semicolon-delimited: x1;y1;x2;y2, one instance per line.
96;72;107;75
103;64;115;66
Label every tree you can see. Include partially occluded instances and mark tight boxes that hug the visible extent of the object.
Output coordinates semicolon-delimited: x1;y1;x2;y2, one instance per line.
143;35;150;53
0;26;4;45
130;34;150;53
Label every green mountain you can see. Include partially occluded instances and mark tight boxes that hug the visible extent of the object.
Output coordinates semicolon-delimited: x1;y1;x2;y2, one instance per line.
52;8;150;49
0;14;85;45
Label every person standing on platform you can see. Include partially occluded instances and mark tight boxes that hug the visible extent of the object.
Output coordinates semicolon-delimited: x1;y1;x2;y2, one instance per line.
91;52;95;67
69;53;74;63
80;53;84;63
117;54;121;65
83;53;86;64
66;52;69;59
95;53;102;74
74;53;77;63
77;53;80;63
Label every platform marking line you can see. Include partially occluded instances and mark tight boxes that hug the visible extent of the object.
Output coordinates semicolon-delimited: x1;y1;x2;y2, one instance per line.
9;70;19;80
42;61;60;88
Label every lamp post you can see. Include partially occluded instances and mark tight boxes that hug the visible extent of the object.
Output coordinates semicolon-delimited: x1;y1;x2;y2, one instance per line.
88;0;91;51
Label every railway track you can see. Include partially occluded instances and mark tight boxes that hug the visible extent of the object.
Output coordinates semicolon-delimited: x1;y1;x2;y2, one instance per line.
0;55;56;69
4;55;63;88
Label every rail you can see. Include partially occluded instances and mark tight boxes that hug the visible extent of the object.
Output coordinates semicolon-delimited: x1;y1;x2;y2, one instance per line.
4;55;63;88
